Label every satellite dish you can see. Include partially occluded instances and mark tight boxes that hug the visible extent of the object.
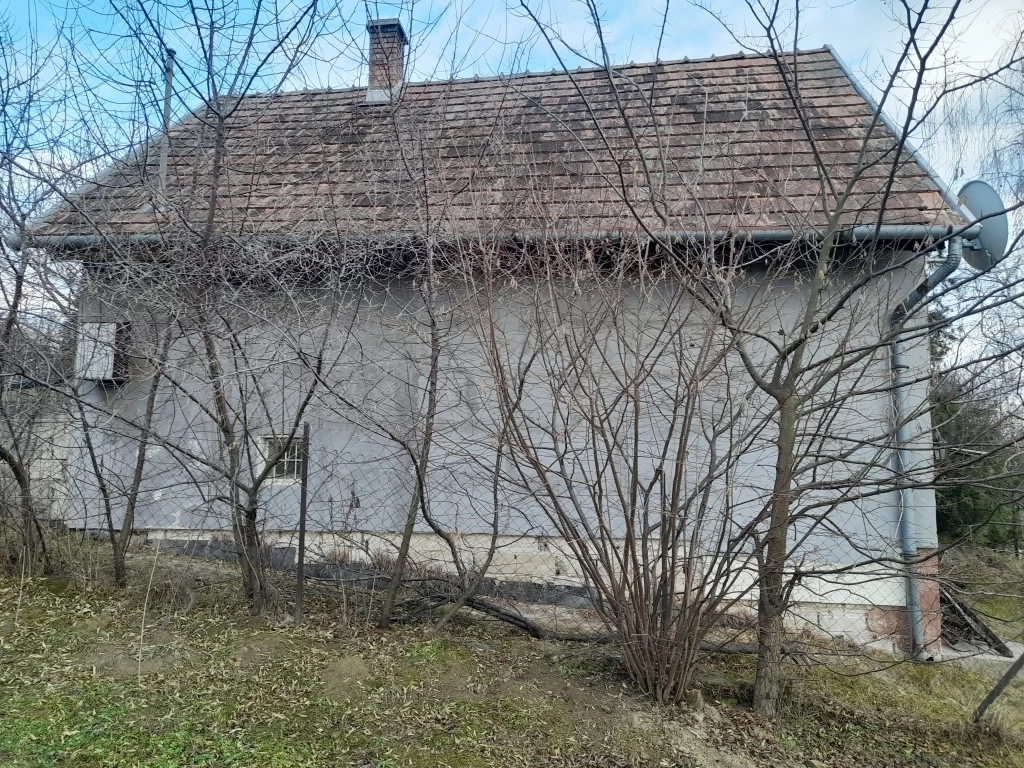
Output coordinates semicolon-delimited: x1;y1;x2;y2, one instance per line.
958;180;1009;271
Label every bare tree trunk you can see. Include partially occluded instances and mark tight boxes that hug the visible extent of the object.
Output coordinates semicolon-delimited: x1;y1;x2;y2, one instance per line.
241;489;266;615
200;325;266;613
378;468;425;629
429;429;507;634
74;396;124;580
113;348;167;587
753;396;798;717
379;267;442;629
1;238;42;572
0;444;40;572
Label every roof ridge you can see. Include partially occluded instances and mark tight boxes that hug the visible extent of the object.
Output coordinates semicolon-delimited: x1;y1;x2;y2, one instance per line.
242;46;834;99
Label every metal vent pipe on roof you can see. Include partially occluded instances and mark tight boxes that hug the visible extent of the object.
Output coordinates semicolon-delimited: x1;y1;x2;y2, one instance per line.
158;48;176;200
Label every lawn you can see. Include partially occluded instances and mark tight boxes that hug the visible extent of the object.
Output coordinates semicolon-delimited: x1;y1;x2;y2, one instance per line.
1;554;1022;767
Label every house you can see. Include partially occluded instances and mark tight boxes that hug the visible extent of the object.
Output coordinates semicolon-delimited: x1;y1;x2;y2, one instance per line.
15;18;982;652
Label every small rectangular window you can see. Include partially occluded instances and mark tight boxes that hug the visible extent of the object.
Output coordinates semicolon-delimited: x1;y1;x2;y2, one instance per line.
75;321;131;382
262;435;303;478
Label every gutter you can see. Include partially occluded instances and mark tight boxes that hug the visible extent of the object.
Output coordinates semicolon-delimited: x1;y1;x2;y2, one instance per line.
890;236;963;661
0;377;67;392
4;224;980;250
4;233;168;249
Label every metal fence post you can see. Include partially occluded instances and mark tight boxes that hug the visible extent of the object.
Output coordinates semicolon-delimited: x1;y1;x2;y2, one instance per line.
294;422;310;624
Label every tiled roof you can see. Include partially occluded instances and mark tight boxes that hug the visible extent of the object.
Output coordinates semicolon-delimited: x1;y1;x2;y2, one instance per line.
30;48;960;242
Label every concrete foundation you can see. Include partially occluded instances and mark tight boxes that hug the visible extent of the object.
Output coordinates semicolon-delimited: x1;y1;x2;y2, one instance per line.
138;527;937;654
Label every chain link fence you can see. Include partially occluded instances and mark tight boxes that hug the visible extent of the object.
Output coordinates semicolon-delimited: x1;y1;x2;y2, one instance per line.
4;267;1021;704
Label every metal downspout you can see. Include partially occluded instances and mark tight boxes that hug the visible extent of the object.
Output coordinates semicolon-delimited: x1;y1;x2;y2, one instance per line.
890;236;962;660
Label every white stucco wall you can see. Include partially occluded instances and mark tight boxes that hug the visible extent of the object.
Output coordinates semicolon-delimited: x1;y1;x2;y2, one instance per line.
60;246;938;616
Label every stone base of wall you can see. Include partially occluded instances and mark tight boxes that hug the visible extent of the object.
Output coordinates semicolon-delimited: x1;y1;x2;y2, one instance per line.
864;548;941;657
136;528;940;655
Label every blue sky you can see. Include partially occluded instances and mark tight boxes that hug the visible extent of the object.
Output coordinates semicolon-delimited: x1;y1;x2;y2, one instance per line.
6;0;1022;191
2;1;1020;320
14;1;1020;86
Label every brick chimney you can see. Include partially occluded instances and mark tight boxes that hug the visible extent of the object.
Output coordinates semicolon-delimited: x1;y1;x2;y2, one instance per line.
366;18;407;104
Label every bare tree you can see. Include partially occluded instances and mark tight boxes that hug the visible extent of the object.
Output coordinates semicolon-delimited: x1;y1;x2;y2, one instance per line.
0;13;82;573
42;0;358;606
7;0;1024;722
511;0;1024;714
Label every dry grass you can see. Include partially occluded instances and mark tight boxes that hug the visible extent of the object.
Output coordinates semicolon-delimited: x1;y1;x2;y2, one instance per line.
0;552;741;768
1;542;1023;767
944;548;1024;645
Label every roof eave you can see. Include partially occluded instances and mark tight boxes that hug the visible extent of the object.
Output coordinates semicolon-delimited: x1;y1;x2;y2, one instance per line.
5;224;982;252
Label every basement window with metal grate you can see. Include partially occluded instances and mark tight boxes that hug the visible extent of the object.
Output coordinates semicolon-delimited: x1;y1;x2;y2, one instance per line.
262;435;303;479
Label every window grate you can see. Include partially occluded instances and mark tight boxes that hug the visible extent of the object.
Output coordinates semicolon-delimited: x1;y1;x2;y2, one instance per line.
263;435;303;478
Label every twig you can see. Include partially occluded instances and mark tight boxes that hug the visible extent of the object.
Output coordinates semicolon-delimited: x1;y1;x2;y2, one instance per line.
14;548;27;630
398;592;809;662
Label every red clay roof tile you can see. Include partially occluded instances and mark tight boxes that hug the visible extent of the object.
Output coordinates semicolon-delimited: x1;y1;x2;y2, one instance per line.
31;48;960;241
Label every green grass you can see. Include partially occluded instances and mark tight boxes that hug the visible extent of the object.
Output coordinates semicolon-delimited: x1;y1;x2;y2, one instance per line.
797;660;1020;724
4;680;313;767
0;577;670;767
2;558;1024;768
